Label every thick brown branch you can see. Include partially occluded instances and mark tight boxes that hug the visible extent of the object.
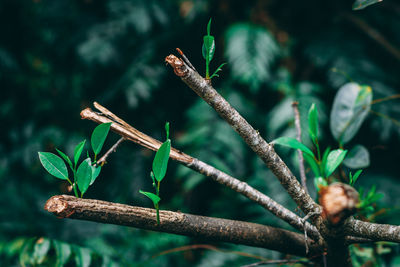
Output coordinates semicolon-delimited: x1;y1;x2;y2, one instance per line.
345;218;400;243
165;54;319;216
45;195;321;256
81;104;321;241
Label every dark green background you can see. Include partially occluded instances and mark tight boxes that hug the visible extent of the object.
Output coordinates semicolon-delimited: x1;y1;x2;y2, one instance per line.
1;0;400;266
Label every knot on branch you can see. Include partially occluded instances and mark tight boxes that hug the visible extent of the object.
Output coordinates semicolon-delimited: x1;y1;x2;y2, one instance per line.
319;183;359;225
165;55;188;77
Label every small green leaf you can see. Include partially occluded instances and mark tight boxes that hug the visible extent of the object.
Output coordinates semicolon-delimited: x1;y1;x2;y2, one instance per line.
74;140;86;167
353;0;382;10
314;176;328;191
350;170;363;186
210;62;227;79
91;123;112;156
343;144;370;169
272;137;314;157
76;158;92;196
38;152;69;180
56;148;73;170
308;103;319;145
73;246;91;267
202;36;215;62
139;190;161;206
207;18;212;36
90;165;101;185
303;153;321;177
165;122;170;140
53;240;71;267
325;149;348;177
152;140;171;182
321;147;331;177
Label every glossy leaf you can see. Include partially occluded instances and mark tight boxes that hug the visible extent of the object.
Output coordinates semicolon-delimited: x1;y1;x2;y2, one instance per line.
202;36;215;62
56;148;73;170
38;152;69;180
350;169;363;186
303;153;321;177
73;246;91;267
90;165;101;185
321;147;331;177
210;63;227;79
152;140;171;182
76;158;92;196
353;0;382;10
53;240;72;267
343;144;370;169
308;103;319;145
272;137;314;157
91;123;112;156
330;83;372;144
325;149;348;177
139;190;161;206
74;140;86;167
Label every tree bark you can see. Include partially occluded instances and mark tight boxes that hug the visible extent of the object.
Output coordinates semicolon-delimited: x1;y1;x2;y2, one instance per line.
44;195;322;257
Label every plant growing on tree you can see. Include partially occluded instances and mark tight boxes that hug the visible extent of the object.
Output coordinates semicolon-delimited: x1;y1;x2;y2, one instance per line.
38;123;111;197
139;122;171;224
202;18;226;80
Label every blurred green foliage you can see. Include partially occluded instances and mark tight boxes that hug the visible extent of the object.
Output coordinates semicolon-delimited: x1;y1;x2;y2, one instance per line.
1;0;400;266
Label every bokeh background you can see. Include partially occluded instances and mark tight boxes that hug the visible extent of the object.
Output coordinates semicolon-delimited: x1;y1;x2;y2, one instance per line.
1;0;400;266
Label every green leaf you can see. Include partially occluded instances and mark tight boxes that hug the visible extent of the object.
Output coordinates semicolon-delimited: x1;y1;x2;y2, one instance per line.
152;140;171;182
321;147;331;177
314;176;328;191
304;153;321;177
91;123;112;156
325;149;348;177
73;246;91;267
76;158;92;196
272;137;314;157
210;63;227;79
207;18;212;36
343;145;370;169
353;0;382;10
53;240;71;267
32;238;51;265
350;170;363;186
330;83;372;144
38;152;69;180
139;190;161;206
165;122;170;140
202;36;215;62
90;165;101;185
308;103;319;145
74;140;86;167
56;148;73;170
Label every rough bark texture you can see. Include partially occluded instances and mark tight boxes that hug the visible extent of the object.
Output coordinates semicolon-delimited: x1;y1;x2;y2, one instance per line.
165;54;319;216
81;103;321;241
345;218;400;242
45;195;322;257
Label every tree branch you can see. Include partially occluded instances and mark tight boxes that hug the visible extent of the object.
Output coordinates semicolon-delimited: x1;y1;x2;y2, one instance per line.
97;137;125;166
44;195;322;257
165;54;319;216
345;218;400;243
292;102;308;194
80;104;322;241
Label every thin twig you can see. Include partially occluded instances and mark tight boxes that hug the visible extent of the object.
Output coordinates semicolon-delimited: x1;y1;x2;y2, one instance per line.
371;94;400;105
176;48;197;71
96;137;125;166
343;14;400;62
44;195;321;256
302;211;322;255
292;102;308;194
